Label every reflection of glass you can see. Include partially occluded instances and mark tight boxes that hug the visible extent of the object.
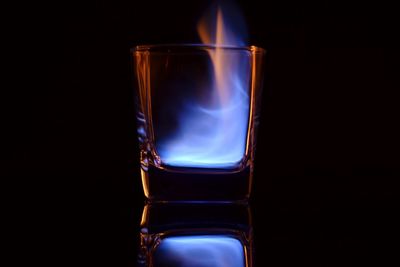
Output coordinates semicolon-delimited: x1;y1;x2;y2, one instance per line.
132;44;265;202
138;203;253;267
154;236;245;267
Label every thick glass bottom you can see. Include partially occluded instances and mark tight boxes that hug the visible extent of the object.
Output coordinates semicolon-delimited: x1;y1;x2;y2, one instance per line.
141;165;252;202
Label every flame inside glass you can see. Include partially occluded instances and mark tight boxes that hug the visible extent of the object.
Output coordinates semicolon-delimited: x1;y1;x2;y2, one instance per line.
156;9;251;169
153;235;245;267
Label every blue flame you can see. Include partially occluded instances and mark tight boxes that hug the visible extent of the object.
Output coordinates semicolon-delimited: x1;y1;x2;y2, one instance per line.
153;235;245;267
156;6;250;169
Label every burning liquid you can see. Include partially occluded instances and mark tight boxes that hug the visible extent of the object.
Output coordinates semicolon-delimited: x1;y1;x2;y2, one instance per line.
153;235;245;267
156;8;250;169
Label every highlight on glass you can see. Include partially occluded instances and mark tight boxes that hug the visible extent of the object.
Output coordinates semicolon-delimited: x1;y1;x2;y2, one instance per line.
132;5;265;201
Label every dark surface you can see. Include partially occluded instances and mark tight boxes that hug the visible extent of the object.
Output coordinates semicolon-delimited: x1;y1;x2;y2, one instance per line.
18;0;399;265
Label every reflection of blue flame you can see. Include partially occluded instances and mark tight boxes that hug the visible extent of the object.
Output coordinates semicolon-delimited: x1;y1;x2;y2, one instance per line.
157;6;250;169
153;235;245;267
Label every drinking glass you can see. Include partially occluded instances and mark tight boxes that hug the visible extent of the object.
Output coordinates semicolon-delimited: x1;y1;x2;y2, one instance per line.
132;44;265;202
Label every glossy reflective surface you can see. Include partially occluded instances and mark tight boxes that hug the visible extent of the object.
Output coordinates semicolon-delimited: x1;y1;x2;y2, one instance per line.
153;235;245;267
139;203;253;267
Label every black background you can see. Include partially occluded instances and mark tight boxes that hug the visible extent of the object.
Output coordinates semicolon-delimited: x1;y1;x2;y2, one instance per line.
20;0;399;265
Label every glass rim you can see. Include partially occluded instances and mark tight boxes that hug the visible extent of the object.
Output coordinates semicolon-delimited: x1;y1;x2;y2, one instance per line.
132;43;266;53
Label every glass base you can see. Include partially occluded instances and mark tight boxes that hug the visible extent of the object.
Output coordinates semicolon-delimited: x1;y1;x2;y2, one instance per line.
141;165;252;202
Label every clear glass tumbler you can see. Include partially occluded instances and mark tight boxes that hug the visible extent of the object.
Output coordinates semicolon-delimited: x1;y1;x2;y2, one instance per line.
132;44;265;202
